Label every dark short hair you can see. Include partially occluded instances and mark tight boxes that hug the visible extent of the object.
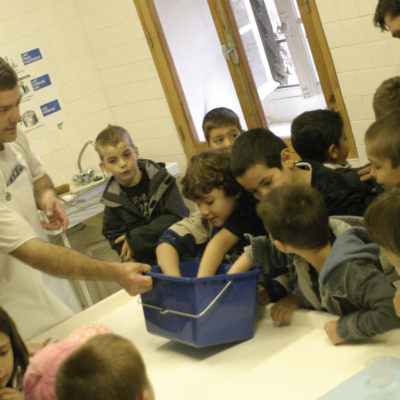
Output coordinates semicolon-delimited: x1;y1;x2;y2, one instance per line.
291;109;344;163
373;76;400;120
0;307;29;387
181;148;241;200
365;111;400;168
95;124;135;160
230;128;287;178
202;107;242;143
364;188;400;257
256;183;330;249
56;334;148;400
374;0;400;30
0;58;18;91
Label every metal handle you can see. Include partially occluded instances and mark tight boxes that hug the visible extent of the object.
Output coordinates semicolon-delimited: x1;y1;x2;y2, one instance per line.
138;280;232;319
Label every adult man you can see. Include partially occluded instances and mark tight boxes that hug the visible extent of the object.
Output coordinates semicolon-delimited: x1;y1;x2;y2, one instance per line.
374;0;400;38
0;58;152;339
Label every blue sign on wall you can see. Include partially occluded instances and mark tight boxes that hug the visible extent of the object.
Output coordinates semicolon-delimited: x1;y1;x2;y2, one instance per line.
21;48;42;65
40;99;61;117
31;74;51;91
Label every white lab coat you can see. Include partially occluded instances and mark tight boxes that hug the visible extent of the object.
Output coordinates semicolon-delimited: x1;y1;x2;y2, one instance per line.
0;133;74;340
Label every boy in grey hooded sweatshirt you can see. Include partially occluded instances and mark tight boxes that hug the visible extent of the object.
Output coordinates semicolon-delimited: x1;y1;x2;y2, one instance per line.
229;183;400;344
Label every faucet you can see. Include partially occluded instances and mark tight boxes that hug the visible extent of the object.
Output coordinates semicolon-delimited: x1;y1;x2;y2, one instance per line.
73;140;104;185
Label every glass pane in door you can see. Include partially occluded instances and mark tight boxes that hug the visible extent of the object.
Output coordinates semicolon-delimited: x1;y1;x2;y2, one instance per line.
229;0;326;138
154;0;247;143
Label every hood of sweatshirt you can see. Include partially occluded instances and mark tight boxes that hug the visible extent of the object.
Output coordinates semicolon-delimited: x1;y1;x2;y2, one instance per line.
319;226;379;285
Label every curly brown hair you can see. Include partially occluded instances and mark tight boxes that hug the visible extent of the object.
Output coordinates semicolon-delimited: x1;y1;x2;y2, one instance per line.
181;149;241;200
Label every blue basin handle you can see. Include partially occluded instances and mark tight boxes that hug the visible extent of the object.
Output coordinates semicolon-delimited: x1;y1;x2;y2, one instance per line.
138;280;232;319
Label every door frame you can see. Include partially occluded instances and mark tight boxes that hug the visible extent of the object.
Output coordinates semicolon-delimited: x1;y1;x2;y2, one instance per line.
133;0;358;159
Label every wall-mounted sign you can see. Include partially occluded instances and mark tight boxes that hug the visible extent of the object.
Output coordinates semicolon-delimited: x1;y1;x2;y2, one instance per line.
0;34;65;137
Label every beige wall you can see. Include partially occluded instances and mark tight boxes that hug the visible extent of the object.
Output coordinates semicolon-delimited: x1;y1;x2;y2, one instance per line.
0;0;186;187
316;0;400;165
2;0;399;184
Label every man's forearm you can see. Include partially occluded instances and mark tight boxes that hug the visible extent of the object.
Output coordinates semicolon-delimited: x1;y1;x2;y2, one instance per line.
11;238;121;281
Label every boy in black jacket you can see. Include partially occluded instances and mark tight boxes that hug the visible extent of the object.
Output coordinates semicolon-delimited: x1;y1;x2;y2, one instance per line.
230;128;366;216
96;125;188;265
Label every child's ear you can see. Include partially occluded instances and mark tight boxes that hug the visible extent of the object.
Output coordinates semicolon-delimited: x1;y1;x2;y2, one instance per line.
99;161;108;173
327;144;338;161
135;146;140;158
280;148;295;169
137;389;149;400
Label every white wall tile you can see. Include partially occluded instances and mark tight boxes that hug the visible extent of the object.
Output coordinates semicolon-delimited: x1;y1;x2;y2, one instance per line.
369;40;396;67
335;0;360;20
315;0;340;23
342;19;365;45
330;47;354;73
355;0;378;16
349;43;373;70
323;22;347;48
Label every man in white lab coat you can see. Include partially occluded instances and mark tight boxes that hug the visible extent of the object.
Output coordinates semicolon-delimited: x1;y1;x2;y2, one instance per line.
0;58;152;340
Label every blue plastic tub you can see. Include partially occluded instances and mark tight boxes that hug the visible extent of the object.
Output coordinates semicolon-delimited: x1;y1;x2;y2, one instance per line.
140;261;260;348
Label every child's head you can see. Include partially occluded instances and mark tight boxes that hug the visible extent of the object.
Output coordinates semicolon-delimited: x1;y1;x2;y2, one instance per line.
230;128;295;200
374;0;400;36
96;124;141;187
365;111;400;190
202;107;242;150
0;307;28;390
364;188;400;275
56;334;154;400
291;109;348;165
256;183;330;252
181;149;241;227
373;76;400;120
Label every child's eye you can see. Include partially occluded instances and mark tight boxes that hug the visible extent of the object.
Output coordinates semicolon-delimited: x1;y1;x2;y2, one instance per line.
0;348;9;357
206;200;214;205
231;133;239;139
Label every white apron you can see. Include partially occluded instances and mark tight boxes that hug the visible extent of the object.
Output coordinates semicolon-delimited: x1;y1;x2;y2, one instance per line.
0;145;73;340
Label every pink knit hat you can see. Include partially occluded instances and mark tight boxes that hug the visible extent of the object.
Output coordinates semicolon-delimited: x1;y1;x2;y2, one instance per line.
23;324;112;400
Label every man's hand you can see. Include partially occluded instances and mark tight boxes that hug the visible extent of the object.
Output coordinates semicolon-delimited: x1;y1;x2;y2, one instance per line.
115;234;133;262
40;194;69;232
116;262;152;295
393;287;400;318
357;164;372;182
271;295;300;323
324;320;345;345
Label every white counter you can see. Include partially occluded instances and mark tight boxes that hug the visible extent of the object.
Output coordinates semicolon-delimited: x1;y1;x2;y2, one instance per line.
31;291;400;400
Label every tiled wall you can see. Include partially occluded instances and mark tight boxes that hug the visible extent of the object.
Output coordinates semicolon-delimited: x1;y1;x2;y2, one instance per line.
3;0;400;184
0;0;185;187
316;0;400;165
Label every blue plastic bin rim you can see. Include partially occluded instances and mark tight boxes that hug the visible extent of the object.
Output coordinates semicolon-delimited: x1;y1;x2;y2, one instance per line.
143;267;260;282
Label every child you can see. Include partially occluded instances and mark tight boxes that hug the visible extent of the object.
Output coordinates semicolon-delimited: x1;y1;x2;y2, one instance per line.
291;109;377;204
229;183;400;344
373;76;400;120
365;111;400;190
230;128;366;216
202;107;242;150
0;307;28;400
96;124;188;265
157;150;265;273
23;324;112;400
364;188;400;318
56;334;154;400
